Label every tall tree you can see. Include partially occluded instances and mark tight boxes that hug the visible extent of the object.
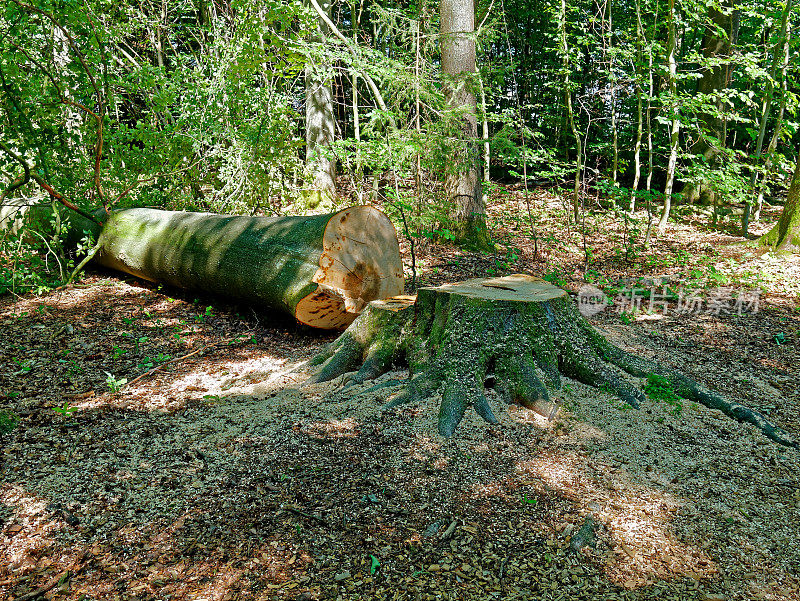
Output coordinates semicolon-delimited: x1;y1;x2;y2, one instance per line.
440;0;490;249
305;0;337;204
658;0;681;234
683;2;738;206
745;0;793;232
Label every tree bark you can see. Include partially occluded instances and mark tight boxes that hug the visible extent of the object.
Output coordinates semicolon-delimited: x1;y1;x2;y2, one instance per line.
440;0;490;249
67;206;404;329
305;0;337;204
657;0;680;235
757;153;800;252
308;274;796;447
683;4;738;207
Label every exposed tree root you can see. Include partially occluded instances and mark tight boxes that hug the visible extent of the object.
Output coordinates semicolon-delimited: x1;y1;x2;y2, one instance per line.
308;275;797;449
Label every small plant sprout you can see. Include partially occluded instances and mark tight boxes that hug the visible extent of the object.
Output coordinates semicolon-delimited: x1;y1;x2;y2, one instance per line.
12;358;34;373
104;372;128;392
52;402;77;417
0;411;20;433
370;554;380;574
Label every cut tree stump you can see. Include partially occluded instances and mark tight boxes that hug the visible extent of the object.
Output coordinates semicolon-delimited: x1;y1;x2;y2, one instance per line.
66;206;403;329
309;274;797;448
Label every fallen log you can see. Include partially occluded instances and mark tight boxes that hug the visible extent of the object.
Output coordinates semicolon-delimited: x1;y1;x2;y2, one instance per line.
309;274;798;448
68;206;403;329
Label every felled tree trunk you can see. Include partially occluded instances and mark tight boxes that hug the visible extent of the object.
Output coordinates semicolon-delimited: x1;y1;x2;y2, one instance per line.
309;274;796;448
72;206;403;329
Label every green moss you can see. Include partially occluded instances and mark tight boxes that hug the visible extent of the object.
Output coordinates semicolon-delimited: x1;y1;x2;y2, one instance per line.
643;373;683;415
0;410;19;434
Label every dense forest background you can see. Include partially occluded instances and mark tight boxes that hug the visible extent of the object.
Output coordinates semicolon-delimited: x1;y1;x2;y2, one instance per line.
1;0;799;290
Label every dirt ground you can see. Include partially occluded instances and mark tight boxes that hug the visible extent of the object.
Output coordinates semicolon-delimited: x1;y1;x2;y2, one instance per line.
1;193;799;601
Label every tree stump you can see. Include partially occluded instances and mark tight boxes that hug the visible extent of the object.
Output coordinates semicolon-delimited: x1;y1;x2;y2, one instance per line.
309;274;797;448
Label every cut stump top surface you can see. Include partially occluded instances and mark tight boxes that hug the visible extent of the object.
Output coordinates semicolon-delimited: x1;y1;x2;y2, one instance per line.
421;274;567;303
366;275;568;313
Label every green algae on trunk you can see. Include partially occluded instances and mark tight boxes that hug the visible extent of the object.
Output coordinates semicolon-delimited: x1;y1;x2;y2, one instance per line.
80;206;404;329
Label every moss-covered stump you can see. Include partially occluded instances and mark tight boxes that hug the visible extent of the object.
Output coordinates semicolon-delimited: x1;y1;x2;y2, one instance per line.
309;274;798;448
64;206;403;330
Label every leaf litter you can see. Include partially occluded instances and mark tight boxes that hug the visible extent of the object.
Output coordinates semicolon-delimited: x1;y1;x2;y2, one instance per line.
1;201;799;601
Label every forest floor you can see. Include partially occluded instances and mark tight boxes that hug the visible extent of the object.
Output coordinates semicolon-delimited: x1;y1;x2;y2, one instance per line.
1;189;799;601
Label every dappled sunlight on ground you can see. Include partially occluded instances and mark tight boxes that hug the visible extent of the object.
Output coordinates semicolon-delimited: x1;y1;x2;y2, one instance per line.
516;450;717;587
1;248;799;599
304;416;361;439
1;485;67;572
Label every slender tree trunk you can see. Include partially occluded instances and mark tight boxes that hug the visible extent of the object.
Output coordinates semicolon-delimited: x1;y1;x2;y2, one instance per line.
440;0;489;248
415;18;423;197
658;0;679;235
479;72;491;185
748;0;793;226
630;0;645;211
352;1;363;202
684;3;738;207
559;0;581;223
305;0;337;204
755;36;790;221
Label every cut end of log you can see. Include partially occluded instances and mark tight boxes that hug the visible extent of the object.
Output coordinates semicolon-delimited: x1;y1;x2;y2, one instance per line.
297;206;404;329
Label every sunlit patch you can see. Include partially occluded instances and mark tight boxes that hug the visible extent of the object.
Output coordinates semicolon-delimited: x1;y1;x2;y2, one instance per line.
0;485;67;573
516;451;718;587
469;479;507;498
304;417;360;439
506;404;557;429
405;433;443;464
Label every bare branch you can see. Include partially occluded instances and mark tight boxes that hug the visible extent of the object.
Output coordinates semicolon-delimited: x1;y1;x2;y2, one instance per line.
0;140;103;225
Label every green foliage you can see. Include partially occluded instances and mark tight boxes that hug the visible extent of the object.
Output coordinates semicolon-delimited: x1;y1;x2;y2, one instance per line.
369;554;381;574
51;402;77;417
643;373;683;415
0;0;797;270
0;410;19;434
104;371;127;392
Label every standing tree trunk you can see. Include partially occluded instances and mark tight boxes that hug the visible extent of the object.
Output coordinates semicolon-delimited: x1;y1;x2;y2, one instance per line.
757;152;800;252
657;0;680;235
305;0;337;206
684;4;738;207
748;0;793;227
558;0;582;223
629;0;645;211
308;274;796;448
440;0;490;249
